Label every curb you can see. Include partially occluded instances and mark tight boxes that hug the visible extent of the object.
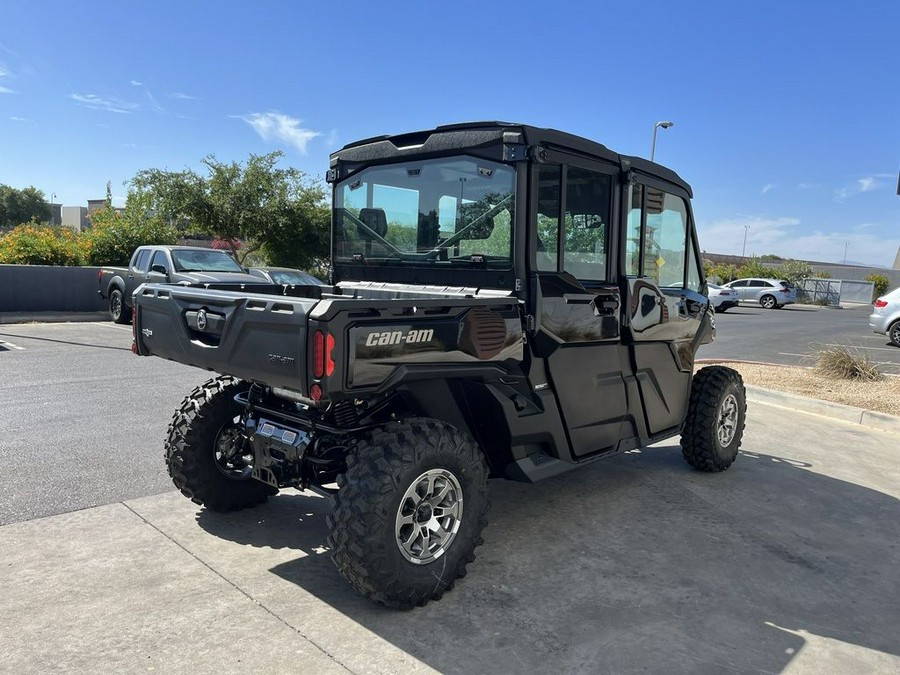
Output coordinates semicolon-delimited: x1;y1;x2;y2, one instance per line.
0;311;109;325
744;384;900;435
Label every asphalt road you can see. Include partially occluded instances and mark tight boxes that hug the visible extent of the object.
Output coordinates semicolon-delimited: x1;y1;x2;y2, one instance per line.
0;322;208;525
1;305;897;526
699;302;900;374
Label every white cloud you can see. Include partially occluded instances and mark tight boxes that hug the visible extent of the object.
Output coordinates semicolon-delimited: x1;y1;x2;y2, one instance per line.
0;85;13;94
834;176;887;201
761;183;774;195
145;89;167;114
236;112;321;154
71;93;139;114
131;80;142;86
697;214;900;267
170;91;197;100
9;115;28;122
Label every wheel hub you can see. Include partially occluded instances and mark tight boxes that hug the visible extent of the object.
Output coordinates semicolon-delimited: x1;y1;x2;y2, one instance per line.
395;468;463;565
717;393;739;447
214;424;253;479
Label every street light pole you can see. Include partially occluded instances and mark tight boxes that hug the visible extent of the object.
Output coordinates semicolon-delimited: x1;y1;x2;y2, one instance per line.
650;121;674;161
742;225;750;257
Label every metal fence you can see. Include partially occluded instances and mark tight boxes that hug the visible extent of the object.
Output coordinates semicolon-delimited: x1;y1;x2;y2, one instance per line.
798;278;874;306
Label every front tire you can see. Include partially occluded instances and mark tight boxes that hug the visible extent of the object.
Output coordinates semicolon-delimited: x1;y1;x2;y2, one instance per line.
327;418;490;609
681;366;746;472
889;320;900;347
109;288;130;324
760;294;777;309
165;376;273;512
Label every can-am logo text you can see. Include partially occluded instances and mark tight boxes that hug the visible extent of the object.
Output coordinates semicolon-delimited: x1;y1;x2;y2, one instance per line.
365;329;434;347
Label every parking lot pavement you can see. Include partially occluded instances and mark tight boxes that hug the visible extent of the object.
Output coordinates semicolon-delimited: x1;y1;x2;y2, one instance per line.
2;402;898;674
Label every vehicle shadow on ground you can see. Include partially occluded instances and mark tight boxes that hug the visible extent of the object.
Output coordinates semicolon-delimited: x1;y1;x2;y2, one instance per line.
197;446;900;673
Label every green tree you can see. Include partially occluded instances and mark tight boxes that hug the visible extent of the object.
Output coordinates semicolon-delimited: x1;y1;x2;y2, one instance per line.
776;259;815;285
83;183;178;265
736;256;772;279
865;273;891;299
0;185;51;226
131;151;330;269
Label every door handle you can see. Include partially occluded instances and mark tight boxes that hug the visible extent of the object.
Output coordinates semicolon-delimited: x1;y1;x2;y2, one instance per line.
592;293;620;317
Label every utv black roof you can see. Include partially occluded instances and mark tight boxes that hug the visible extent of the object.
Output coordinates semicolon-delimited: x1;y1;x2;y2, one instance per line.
331;121;691;197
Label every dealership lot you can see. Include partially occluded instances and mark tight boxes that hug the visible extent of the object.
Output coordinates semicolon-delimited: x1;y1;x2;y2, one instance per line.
1;315;899;672
701;303;900;375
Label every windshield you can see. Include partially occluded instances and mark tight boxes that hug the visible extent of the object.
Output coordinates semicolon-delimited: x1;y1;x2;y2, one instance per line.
333;156;515;269
171;249;243;273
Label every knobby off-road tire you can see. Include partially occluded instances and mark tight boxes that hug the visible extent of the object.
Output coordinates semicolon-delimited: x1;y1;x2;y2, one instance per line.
681;366;746;472
165;376;273;512
327;418;490;609
109;288;130;324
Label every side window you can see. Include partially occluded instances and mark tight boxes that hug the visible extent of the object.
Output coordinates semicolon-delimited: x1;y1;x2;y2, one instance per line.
149;250;168;272
626;185;692;289
686;233;703;292
563;167;610;281
536;164;560;271
749;280;767;287
730;280;747;288
133;250;150;273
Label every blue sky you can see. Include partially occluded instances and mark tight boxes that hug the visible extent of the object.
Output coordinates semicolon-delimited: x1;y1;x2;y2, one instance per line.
1;0;898;267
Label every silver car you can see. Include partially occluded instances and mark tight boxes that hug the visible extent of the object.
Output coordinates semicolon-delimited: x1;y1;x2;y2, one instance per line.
723;278;797;309
869;286;900;347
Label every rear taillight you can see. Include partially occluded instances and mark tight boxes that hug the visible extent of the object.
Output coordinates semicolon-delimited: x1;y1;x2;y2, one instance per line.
312;330;335;379
780;288;790;293
312;330;325;378
98;269;103;283
874;299;888;308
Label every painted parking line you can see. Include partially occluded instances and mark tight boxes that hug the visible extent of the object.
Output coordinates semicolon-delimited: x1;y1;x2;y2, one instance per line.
824;343;900;353
0;339;25;351
88;322;133;332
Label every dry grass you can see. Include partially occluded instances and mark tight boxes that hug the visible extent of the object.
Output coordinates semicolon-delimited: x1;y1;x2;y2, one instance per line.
701;361;900;417
813;345;882;381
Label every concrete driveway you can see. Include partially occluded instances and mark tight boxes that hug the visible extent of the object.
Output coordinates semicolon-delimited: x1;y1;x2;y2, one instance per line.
2;401;898;674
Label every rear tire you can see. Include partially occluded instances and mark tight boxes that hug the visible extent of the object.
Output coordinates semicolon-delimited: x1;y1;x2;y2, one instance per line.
165;376;273;512
327;418;490;609
760;294;777;309
889;320;900;348
109;288;130;324
681;366;746;472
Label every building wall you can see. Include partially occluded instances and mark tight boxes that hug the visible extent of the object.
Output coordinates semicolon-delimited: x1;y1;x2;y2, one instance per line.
61;206;89;232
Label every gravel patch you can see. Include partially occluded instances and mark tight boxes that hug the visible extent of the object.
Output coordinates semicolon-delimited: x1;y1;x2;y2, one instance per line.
700;361;900;417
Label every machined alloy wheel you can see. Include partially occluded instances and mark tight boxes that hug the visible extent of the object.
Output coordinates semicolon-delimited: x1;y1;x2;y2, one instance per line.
760;294;777;309
395;468;463;565
716;393;740;447
110;288;130;324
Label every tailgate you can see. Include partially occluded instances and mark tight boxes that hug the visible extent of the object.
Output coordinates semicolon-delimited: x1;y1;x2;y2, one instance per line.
134;284;318;391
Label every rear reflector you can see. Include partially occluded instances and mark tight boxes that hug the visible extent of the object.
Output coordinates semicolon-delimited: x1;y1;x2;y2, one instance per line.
309;383;323;401
875;299;888;308
325;333;335;376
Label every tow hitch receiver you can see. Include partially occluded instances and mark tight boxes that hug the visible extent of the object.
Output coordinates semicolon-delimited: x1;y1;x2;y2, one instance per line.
247;417;310;488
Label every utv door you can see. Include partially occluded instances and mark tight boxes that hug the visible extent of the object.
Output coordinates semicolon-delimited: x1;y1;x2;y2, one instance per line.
622;178;710;437
530;159;629;458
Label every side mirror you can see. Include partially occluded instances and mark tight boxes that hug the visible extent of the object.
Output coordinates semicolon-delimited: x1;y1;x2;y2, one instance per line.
151;264;167;275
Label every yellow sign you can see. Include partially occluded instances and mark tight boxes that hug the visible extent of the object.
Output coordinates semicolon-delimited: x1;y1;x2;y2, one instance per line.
656;257;666;267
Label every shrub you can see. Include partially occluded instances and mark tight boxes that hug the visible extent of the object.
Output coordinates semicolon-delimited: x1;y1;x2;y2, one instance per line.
865;273;890;300
83;197;178;266
0;222;86;265
814;345;881;381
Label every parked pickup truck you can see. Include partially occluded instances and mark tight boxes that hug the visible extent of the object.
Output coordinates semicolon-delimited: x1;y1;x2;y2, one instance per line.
132;121;745;609
98;245;270;323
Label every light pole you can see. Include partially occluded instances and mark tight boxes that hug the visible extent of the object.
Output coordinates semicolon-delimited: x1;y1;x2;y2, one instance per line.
650;121;674;161
51;193;57;225
741;225;750;258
